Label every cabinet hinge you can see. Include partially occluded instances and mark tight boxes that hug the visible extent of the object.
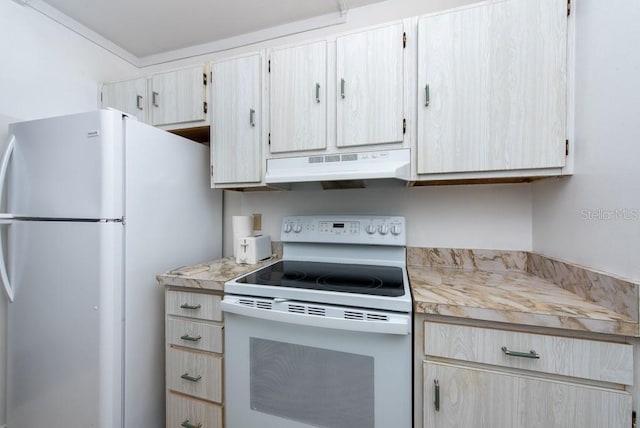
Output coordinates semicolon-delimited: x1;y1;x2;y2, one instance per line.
565;139;569;156
268;133;271;145
100;92;103;103
204;101;208;114
268;60;271;73
403;118;406;134
567;0;571;16
210;165;213;177
203;72;207;86
403;32;407;48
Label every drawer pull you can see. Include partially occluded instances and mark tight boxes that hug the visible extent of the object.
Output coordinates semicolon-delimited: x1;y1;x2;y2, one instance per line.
181;419;202;428
501;346;540;359
180;303;202;310
424;84;430;107
180;334;202;342
434;379;440;411
180;373;202;382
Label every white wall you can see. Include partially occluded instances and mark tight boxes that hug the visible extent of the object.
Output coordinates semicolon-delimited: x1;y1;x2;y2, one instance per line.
0;0;139;120
227;184;533;256
532;0;640;281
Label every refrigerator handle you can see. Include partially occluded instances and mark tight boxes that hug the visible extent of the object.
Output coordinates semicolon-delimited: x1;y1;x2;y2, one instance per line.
0;216;14;302
0;134;15;206
0;135;16;302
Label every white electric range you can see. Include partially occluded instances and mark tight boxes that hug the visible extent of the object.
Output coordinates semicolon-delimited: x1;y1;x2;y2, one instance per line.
222;215;412;428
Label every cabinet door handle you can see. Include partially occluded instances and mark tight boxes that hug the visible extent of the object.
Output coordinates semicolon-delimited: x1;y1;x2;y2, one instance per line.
180;334;202;342
180;303;201;310
315;83;321;103
181;420;202;428
424;84;430;107
180;373;202;382
434;379;440;411
340;78;346;99
136;95;143;110
152;91;159;107
501;346;540;359
250;108;256;127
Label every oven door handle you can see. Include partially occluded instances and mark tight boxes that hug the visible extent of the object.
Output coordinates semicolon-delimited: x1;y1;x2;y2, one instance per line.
221;299;410;335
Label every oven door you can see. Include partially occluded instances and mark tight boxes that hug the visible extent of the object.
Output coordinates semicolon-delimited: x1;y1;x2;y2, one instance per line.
222;296;412;428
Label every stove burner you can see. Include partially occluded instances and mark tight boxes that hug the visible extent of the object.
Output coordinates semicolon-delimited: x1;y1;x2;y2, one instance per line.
316;273;383;291
236;260;405;297
257;269;307;285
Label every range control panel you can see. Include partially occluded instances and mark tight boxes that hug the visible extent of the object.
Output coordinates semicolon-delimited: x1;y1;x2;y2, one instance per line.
281;215;406;246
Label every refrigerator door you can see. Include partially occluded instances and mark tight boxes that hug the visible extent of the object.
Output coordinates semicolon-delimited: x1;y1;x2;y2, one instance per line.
6;220;124;428
6;110;124;219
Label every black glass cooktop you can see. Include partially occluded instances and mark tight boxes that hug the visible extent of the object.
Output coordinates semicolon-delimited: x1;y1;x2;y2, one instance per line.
237;260;405;297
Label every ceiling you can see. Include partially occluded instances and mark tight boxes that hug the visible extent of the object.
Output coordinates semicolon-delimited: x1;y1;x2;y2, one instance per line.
30;0;387;65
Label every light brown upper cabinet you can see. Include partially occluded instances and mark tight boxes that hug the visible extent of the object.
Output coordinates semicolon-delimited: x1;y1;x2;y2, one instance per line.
269;41;327;153
210;53;264;187
336;23;405;148
150;65;208;127
417;0;568;176
101;78;149;123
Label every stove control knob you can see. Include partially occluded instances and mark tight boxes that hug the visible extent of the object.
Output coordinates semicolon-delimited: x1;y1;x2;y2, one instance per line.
391;225;402;236
365;224;377;235
378;225;389;235
283;223;293;233
293;224;303;233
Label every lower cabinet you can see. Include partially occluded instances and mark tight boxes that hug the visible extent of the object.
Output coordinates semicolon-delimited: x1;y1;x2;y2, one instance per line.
167;392;224;428
424;362;631;427
165;288;225;427
416;319;634;428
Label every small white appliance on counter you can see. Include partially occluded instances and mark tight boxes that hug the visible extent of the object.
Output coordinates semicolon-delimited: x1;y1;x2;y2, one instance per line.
0;110;222;428
235;234;271;264
223;215;412;428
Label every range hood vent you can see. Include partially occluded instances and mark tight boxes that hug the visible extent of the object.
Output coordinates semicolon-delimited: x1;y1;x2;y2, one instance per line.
265;149;411;190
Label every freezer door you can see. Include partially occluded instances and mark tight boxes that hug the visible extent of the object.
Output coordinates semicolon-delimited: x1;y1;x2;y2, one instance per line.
6;110;124;219
6;220;123;428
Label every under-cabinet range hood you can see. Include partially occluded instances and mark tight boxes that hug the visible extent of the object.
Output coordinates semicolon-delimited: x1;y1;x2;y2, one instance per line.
265;148;411;190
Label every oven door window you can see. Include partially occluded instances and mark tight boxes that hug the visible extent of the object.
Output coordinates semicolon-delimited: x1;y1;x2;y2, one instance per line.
250;338;374;428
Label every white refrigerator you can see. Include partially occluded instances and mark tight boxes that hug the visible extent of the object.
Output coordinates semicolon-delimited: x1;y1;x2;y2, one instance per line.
0;110;222;427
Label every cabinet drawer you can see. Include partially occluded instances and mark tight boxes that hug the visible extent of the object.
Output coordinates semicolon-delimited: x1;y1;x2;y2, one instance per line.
167;317;223;353
167;392;223;428
166;290;222;321
424;322;633;385
167;347;223;403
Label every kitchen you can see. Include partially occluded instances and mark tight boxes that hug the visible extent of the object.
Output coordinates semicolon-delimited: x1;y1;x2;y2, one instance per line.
1;0;639;427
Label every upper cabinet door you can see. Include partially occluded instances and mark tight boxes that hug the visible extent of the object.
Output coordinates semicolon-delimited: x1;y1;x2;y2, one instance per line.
417;0;567;174
211;54;262;185
151;65;207;127
101;78;148;123
337;23;405;148
269;41;327;153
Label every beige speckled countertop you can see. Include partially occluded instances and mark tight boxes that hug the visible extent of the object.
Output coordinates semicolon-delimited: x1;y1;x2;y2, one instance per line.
409;266;637;336
157;246;640;337
408;248;639;337
156;256;278;291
